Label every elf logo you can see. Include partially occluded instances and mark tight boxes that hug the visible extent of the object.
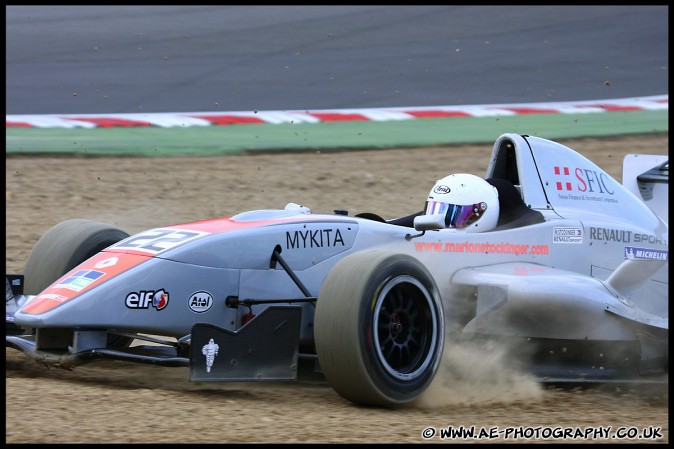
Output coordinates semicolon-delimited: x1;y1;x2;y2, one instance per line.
125;289;169;310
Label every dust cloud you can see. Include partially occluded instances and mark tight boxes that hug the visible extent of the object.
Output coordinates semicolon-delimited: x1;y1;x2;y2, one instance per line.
415;337;544;408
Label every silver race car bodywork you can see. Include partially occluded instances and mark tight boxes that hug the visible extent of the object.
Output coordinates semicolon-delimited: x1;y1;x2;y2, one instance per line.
6;133;668;407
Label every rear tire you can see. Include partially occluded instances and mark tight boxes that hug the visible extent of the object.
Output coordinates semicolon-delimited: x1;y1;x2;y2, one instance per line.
314;250;444;407
22;219;132;347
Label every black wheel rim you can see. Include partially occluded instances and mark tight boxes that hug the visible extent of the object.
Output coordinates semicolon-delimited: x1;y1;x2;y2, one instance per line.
373;275;440;381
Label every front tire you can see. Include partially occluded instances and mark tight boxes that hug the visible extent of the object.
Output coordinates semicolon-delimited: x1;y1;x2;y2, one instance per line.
23;219;130;294
21;219;132;347
314;251;444;407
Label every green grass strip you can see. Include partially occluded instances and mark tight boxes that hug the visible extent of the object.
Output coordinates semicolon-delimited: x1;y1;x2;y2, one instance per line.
6;109;668;157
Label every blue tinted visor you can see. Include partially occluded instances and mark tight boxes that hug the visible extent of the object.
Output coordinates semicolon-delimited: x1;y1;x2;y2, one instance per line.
425;201;485;228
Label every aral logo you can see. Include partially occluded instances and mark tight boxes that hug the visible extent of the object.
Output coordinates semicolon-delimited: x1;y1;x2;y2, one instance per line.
189;291;213;313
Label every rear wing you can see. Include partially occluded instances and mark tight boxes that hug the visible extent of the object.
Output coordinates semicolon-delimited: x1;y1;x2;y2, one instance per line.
622;154;668;224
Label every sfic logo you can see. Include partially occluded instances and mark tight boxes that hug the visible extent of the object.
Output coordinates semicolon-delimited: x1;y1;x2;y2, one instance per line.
553;166;614;195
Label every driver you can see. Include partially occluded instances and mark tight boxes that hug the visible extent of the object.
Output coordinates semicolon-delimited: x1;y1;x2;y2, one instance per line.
423;173;499;232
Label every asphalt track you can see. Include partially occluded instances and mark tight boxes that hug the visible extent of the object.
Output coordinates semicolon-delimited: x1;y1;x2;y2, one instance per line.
6;5;668;113
5;6;668;155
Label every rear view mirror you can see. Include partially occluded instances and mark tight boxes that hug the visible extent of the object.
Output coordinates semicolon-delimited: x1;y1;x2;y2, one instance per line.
413;213;446;231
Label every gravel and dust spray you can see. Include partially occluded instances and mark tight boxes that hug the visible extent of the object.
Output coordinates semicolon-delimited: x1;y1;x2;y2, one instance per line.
414;336;545;408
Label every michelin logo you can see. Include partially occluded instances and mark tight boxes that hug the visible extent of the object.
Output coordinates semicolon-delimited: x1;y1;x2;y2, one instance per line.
624;246;668;261
202;338;219;373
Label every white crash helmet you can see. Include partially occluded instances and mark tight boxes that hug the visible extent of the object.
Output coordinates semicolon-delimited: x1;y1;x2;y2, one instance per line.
424;173;499;232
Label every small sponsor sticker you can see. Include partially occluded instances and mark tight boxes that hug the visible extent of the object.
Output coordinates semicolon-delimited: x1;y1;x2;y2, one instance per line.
34;293;69;303
553;227;583;244
188;291;213;313
94;256;119;269
55;270;106;292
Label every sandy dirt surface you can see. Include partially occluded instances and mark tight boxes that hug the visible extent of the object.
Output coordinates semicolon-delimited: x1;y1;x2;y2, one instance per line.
5;134;669;443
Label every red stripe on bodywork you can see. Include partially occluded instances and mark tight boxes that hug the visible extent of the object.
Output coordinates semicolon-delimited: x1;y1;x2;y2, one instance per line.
6;122;32;128
164;215;314;234
21;252;152;315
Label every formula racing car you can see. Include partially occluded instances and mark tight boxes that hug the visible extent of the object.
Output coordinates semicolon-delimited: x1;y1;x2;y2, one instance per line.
6;133;668;407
